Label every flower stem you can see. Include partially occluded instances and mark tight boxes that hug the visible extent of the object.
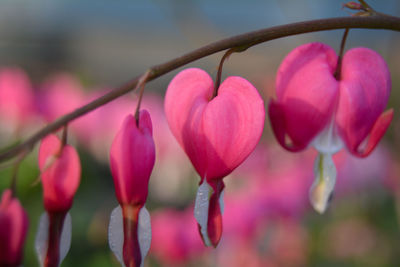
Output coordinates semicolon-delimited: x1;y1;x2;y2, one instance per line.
334;28;350;80
122;204;142;267
45;211;67;267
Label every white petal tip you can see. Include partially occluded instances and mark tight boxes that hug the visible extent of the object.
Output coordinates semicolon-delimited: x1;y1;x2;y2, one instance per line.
138;206;152;266
310;153;337;214
108;206;124;266
194;181;212;247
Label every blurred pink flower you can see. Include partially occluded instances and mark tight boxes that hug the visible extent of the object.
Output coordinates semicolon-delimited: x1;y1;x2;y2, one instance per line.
0;67;36;132
0;189;29;267
151;208;205;266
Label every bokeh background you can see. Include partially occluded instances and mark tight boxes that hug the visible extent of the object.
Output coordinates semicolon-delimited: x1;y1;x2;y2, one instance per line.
1;0;400;266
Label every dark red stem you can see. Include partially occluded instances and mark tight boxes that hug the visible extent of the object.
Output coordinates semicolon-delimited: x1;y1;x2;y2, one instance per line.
122;204;142;267
45;211;67;267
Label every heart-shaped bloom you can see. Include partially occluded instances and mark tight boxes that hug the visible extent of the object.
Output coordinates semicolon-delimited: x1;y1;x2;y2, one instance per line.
268;42;393;213
0;189;29;267
109;110;155;267
165;68;265;247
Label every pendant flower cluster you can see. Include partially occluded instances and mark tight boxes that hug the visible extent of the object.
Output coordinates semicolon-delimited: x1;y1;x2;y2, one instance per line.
268;42;393;213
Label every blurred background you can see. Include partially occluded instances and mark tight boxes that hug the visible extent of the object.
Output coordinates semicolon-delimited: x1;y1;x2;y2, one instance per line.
1;0;400;266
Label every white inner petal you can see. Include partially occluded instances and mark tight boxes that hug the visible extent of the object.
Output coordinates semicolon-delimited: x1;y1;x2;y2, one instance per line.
138;206;151;267
108;206;124;266
312;115;342;154
219;189;225;215
309;153;337;214
35;212;72;267
194;180;212;247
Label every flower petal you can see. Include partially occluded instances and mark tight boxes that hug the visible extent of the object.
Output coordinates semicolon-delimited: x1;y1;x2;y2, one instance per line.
309;153;336;214
350;109;393;157
274;42;339;150
336;48;391;156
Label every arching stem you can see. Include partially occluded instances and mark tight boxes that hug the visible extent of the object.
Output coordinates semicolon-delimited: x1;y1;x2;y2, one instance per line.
134;70;152;126
334;28;350;80
1;13;400;163
213;46;248;98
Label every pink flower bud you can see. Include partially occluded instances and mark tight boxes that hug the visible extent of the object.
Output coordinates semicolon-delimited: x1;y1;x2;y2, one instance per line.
0;189;29;266
110;110;155;206
38;134;81;213
109;110;155;267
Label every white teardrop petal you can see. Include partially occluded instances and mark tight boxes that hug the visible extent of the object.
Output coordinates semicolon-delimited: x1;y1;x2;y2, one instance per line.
310;153;337;214
194;181;212;247
138;206;151;267
59;213;72;264
35;212;49;267
219;189;224;215
34;212;72;267
108;205;125;266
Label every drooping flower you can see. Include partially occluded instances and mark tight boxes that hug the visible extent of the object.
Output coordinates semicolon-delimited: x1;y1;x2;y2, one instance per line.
108;110;155;267
268;42;393;213
36;134;81;267
0;189;29;267
165;68;265;247
0;67;36;134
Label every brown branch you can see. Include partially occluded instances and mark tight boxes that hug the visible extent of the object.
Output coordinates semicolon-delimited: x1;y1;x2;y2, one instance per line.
1;14;400;162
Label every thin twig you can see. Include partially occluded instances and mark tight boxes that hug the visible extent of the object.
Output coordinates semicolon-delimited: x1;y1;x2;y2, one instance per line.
134;70;152;125
1;15;400;162
213;46;249;98
334;28;350;80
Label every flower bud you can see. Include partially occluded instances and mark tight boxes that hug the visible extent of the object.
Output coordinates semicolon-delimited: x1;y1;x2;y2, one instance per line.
0;189;29;266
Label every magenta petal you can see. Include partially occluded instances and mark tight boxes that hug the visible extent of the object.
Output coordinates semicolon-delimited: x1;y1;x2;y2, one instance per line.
268;100;307;152
165;68;213;179
336;48;391;156
349;109;393;157
274;43;339;149
202;76;265;180
165;68;265;180
110;110;156;206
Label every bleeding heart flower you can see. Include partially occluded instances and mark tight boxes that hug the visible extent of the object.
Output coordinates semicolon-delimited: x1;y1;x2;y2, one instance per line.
36;134;81;267
109;110;155;267
165;68;265;247
0;189;29;267
268;42;393;213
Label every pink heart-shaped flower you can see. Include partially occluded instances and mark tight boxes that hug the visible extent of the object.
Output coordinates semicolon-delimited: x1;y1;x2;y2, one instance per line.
165;68;264;247
165;68;265;183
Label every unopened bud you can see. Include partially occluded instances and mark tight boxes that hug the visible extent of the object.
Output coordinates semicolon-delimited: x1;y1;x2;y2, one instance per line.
342;2;364;10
